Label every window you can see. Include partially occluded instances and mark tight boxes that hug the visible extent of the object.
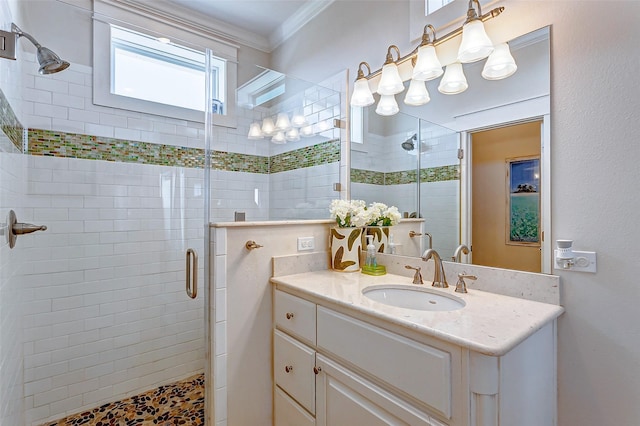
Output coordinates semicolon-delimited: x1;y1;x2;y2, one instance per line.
426;0;454;15
93;2;237;126
110;25;226;113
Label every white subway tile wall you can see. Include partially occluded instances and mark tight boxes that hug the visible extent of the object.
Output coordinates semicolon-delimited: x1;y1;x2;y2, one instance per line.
19;156;206;425
0;152;27;426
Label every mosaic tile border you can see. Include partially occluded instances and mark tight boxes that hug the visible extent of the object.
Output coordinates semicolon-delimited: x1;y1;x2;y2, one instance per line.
28;129;338;174
351;164;460;185
0;89;24;151
270;139;340;173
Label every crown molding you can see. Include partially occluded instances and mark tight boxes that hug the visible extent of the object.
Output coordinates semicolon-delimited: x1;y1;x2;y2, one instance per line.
269;0;335;50
100;0;271;52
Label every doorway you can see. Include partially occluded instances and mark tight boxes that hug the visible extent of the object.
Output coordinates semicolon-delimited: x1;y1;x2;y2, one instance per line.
470;121;542;273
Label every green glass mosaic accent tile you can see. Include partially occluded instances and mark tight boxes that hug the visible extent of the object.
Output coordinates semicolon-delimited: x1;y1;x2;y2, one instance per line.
212;150;269;174
270;140;340;174
353;164;460;186
420;164;460;182
351;168;384;185
385;169;418;185
0;89;24;150
29;129;206;168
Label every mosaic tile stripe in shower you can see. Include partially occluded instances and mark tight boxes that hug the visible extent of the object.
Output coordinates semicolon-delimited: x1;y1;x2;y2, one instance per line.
352;164;460;185
29;129;206;168
28;129;338;174
270;139;340;174
0;89;24;151
351;168;385;185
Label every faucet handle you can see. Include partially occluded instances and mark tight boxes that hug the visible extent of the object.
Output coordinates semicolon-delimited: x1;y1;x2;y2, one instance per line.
404;265;423;285
455;272;477;293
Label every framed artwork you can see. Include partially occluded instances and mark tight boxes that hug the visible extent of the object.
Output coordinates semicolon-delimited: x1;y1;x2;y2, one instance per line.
506;157;540;245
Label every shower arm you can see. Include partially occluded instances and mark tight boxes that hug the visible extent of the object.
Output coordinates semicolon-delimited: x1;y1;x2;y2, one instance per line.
11;23;42;49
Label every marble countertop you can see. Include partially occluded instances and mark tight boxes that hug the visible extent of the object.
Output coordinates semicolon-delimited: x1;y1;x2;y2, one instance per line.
271;270;564;356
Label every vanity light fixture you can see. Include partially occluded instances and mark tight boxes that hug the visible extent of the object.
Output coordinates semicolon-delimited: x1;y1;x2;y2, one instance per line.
275;112;291;131
350;0;513;116
261;117;275;136
271;131;286;144
247;122;264;139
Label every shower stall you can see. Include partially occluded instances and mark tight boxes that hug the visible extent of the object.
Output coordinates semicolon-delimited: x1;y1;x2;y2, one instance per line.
0;2;342;425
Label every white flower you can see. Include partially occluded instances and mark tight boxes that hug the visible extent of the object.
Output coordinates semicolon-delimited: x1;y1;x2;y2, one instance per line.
330;200;402;227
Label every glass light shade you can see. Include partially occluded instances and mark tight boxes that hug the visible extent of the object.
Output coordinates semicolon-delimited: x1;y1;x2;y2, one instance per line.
290;111;307;127
285;127;300;142
351;78;375;107
375;94;399;116
275;113;291;131
412;44;443;81
438;63;468;95
261;117;275;136
457;19;494;63
482;43;517;80
300;125;314;137
247;122;264;139
377;63;404;95
404;79;430;106
271;131;286;144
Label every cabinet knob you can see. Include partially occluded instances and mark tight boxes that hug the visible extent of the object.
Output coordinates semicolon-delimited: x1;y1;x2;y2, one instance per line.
285;365;293;373
285;312;294;320
313;366;322;375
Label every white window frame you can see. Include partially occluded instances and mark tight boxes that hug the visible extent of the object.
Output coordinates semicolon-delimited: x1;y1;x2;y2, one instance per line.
93;1;238;126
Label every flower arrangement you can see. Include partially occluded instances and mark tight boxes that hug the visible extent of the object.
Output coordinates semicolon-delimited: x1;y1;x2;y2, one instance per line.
329;199;369;228
330;200;401;228
366;202;402;227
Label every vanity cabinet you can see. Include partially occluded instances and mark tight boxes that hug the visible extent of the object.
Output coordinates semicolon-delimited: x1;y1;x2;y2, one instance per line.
273;288;557;426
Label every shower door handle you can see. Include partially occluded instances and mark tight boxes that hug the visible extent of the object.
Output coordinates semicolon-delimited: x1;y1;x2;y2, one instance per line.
186;248;198;299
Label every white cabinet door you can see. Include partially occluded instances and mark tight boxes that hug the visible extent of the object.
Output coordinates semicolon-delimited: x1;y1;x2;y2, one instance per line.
315;354;435;426
275;386;315;426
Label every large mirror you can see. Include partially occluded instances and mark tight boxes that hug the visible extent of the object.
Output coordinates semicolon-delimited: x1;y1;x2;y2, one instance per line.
351;27;551;273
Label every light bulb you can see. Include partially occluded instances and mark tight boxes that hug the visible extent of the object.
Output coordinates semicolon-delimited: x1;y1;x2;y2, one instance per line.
458;19;494;63
271;131;286;144
375;94;399;116
247;122;264;139
275;113;291;131
438;63;468;95
377;62;404;95
351;77;375;107
482;43;517;80
412;44;443;81
285;127;300;142
261;117;275;136
290;110;307;127
404;79;430;106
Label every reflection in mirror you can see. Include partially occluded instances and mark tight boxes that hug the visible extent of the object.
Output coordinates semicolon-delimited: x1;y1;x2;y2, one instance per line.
211;66;342;221
350;26;550;272
351;111;458;257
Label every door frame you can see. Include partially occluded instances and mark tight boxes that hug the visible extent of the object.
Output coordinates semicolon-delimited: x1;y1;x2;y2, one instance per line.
457;97;551;273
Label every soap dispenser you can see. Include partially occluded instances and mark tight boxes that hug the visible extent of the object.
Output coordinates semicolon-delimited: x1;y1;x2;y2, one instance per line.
365;235;377;267
362;235;386;276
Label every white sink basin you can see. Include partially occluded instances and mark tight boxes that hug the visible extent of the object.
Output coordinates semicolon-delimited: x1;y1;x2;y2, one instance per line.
362;285;465;311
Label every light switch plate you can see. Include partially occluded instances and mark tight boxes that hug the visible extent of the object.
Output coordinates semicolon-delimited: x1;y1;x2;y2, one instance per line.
297;236;315;251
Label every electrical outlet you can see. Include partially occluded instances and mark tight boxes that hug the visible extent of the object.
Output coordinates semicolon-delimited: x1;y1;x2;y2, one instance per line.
297;236;315;251
555;250;597;273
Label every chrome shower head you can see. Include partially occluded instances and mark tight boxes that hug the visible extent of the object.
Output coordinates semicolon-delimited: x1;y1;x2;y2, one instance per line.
9;23;70;75
401;134;417;151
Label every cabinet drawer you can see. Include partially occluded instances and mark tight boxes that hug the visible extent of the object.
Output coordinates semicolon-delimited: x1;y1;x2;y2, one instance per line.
275;290;316;345
275;385;315;426
274;329;316;414
317;307;452;418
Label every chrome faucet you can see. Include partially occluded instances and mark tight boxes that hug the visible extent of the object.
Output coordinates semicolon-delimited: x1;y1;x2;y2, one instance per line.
421;249;448;288
451;244;470;262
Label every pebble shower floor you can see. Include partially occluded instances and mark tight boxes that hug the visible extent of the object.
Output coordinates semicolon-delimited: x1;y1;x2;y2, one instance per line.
40;374;204;426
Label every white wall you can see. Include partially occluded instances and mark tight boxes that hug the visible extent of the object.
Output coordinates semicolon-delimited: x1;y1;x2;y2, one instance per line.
273;1;640;424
